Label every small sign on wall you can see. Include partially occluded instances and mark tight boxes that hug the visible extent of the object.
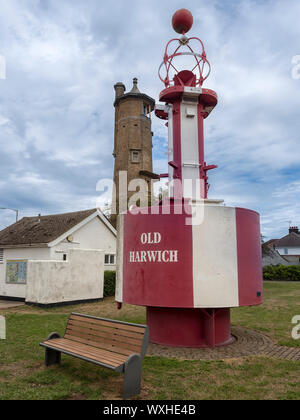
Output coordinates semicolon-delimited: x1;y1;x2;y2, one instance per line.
6;261;27;284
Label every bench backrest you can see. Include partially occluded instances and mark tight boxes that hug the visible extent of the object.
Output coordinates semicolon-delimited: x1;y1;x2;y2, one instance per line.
64;313;149;358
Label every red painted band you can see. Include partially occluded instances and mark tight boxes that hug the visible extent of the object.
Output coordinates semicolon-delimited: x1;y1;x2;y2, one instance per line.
236;208;264;307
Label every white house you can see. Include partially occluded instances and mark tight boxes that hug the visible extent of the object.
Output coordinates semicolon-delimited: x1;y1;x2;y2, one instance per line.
269;227;300;265
0;208;117;306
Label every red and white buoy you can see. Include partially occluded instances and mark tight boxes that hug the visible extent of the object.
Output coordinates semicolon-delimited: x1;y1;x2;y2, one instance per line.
116;10;263;348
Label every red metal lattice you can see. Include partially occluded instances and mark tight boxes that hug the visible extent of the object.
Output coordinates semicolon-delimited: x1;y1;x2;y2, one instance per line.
158;36;211;88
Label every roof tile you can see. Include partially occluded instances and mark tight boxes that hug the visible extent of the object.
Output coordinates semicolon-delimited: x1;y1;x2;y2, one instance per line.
0;209;97;247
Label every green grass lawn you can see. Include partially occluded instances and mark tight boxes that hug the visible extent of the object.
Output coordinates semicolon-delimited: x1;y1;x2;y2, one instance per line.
0;282;299;400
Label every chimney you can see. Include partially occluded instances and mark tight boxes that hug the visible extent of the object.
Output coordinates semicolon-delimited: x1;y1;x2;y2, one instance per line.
114;82;126;99
289;226;299;234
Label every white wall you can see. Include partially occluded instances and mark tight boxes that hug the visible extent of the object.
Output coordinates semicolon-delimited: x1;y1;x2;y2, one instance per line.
0;214;116;300
26;249;104;305
51;216;116;270
277;247;300;256
0;247;51;299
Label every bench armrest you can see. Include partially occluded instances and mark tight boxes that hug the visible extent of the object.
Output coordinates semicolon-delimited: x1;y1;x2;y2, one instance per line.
46;332;61;341
141;326;149;358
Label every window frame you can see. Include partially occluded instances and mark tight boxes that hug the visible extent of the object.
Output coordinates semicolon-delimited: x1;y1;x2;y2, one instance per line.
131;150;140;163
105;254;116;266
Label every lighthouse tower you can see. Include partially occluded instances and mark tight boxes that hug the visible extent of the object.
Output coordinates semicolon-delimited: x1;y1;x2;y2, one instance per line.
115;10;263;348
111;78;158;227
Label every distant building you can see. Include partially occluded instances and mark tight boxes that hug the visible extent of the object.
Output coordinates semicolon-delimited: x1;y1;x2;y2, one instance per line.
111;78;159;227
0;209;116;306
265;226;300;265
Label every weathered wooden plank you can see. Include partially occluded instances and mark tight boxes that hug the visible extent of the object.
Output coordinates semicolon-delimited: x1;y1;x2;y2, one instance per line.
67;318;144;341
64;333;134;357
65;327;141;353
66;322;143;347
43;339;126;367
70;314;145;334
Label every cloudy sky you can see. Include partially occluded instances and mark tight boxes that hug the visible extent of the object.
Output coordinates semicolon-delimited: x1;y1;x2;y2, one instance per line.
0;0;299;240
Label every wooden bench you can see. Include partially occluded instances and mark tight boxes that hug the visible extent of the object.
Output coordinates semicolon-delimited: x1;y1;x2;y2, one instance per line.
40;313;149;399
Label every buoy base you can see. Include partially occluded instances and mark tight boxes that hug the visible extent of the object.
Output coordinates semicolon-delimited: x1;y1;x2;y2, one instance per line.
146;307;234;348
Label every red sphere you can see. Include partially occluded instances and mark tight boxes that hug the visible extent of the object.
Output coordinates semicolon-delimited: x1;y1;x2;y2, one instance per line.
172;9;194;35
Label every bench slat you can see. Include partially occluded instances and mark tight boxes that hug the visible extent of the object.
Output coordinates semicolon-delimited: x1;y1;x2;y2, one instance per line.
66;322;143;347
65;326;141;353
70;314;145;334
43;339;127;367
64;333;134;357
55;338;127;364
42;341;121;368
67;318;144;341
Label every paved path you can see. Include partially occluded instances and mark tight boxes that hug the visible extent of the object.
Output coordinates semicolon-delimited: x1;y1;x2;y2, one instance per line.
148;326;300;361
0;300;25;309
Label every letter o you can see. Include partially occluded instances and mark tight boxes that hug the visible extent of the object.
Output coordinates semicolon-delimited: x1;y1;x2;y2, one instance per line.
141;233;147;244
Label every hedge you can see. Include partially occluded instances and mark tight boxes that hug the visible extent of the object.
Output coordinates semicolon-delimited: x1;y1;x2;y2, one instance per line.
263;265;300;282
104;271;116;297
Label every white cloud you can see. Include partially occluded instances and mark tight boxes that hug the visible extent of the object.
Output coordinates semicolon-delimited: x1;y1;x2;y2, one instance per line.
0;0;299;239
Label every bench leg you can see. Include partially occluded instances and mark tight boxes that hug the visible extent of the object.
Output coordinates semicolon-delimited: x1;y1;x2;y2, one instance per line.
123;354;142;399
45;348;61;367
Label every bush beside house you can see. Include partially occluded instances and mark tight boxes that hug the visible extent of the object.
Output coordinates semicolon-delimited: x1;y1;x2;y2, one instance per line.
104;271;116;297
263;265;300;282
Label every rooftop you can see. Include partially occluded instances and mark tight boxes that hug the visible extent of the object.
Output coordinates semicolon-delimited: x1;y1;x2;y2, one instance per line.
114;78;155;108
274;232;300;248
0;209;98;247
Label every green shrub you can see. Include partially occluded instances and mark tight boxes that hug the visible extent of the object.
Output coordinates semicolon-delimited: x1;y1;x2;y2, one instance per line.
104;271;116;297
263;265;300;282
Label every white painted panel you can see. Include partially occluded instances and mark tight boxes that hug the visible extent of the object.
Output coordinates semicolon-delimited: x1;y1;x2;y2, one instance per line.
115;214;124;302
276;247;300;256
192;205;239;308
168;105;174;197
180;102;199;200
26;249;104;305
0;247;51;299
51;216;116;258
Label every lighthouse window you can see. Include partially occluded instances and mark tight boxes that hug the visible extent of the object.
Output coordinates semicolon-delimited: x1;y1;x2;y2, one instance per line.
143;104;151;118
132;151;140;163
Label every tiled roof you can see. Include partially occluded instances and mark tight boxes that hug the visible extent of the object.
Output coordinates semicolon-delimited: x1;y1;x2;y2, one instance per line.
274;232;300;248
264;239;278;247
0;209;98;247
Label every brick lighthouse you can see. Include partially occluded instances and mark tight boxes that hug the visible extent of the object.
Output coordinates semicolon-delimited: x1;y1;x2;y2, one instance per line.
111;78;159;227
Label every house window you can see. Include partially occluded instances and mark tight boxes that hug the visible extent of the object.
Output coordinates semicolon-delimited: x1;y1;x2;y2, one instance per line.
132;150;140;163
0;249;3;264
6;260;27;284
284;248;289;255
105;254;115;266
63;254;67;261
